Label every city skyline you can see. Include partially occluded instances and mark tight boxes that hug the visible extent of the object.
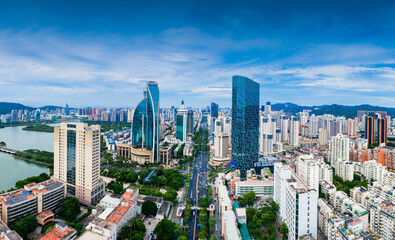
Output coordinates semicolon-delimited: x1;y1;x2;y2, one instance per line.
0;1;394;108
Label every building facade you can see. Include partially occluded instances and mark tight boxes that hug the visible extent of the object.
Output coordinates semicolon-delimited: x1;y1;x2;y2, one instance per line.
54;122;105;204
231;75;260;179
131;81;160;162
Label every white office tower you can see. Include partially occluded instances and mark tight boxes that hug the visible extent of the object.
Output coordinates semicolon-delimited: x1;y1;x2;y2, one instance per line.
274;163;318;240
281;117;289;142
296;155;320;191
346;118;357;136
54;122;105;204
289;117;299;146
214;119;223;135
330;134;350;167
318;128;328;145
260;116;276;153
214;134;229;159
223;117;232;136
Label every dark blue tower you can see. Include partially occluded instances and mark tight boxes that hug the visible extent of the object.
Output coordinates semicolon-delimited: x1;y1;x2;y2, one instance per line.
231;75;260;179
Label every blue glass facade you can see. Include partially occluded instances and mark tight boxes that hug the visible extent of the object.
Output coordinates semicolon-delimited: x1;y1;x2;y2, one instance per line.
131;81;160;161
211;102;219;118
231;75;260;178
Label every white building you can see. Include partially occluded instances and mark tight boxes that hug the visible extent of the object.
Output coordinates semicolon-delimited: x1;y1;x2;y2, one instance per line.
370;201;395;240
222;211;242;240
274;163;318;240
318;128;328;145
289;117;299;146
336;161;354;181
296;155;320;191
214;134;229;159
281;117;289;142
54;122;105;204
317;199;334;239
234;180;274;199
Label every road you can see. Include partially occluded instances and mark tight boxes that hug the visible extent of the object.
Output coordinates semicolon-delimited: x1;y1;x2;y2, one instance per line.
187;133;210;240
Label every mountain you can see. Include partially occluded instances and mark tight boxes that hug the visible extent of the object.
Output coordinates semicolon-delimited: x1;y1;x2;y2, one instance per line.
271;103;395;118
0;102;63;115
0;102;35;115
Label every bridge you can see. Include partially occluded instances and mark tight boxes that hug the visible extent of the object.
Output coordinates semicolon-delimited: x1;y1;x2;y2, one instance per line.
0;146;21;154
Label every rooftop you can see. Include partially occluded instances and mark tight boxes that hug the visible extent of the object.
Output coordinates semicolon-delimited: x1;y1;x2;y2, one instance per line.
106;204;131;224
0;180;63;206
37;224;75;240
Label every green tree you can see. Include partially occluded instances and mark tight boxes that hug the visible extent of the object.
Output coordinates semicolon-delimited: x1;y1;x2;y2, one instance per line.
62;197;81;222
280;223;289;240
186;198;193;206
10;215;37;239
210;235;219;240
142;200;158;216
118;218;146;240
199;197;208;208
154;219;181;240
271;201;279;212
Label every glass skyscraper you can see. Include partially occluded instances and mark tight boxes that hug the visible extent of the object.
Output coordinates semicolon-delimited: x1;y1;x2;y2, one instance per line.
231;75;260;178
211;102;219;118
131;81;160;161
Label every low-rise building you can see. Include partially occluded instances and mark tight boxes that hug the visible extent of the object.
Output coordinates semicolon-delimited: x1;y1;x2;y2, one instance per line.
0;219;22;240
37;222;76;240
221;210;242;240
234;180;273;199
0;180;64;225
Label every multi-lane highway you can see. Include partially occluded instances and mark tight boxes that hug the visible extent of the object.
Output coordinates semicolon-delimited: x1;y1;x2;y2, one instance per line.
187;133;210;240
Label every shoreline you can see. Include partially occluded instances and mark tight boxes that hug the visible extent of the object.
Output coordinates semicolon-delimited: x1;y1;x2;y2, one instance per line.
13;155;51;166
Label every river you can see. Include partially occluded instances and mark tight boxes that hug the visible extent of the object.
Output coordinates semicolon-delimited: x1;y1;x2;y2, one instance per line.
0;123;60;192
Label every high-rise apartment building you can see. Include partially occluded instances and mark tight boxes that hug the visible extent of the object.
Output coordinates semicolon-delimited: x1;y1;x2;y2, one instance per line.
296;155;320;191
346;118;357;136
231;75;260;179
54;122;105;204
274;163;318;240
131;81;160;162
289;117;299;146
281;117;289;142
330;134;350;166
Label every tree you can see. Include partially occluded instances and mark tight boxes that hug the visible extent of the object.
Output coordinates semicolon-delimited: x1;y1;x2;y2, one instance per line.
280;223;289;240
107;180;124;194
154;219;181;240
199;196;208;208
271;201;279;212
142;200;158;216
186;198;193;206
210;235;219;240
10;215;37;239
62;197;81;222
118;218;146;240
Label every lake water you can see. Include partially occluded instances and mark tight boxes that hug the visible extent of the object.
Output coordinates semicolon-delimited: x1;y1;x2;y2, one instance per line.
0;124;60;191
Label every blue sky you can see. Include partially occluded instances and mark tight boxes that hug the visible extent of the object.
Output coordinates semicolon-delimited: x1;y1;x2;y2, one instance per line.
0;0;394;108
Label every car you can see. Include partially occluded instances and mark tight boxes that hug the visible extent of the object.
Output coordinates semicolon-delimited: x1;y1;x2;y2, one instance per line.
196;234;198;238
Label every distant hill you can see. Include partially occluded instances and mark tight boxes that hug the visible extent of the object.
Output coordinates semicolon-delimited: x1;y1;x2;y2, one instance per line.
0;102;35;115
0;102;63;115
271;103;395;118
